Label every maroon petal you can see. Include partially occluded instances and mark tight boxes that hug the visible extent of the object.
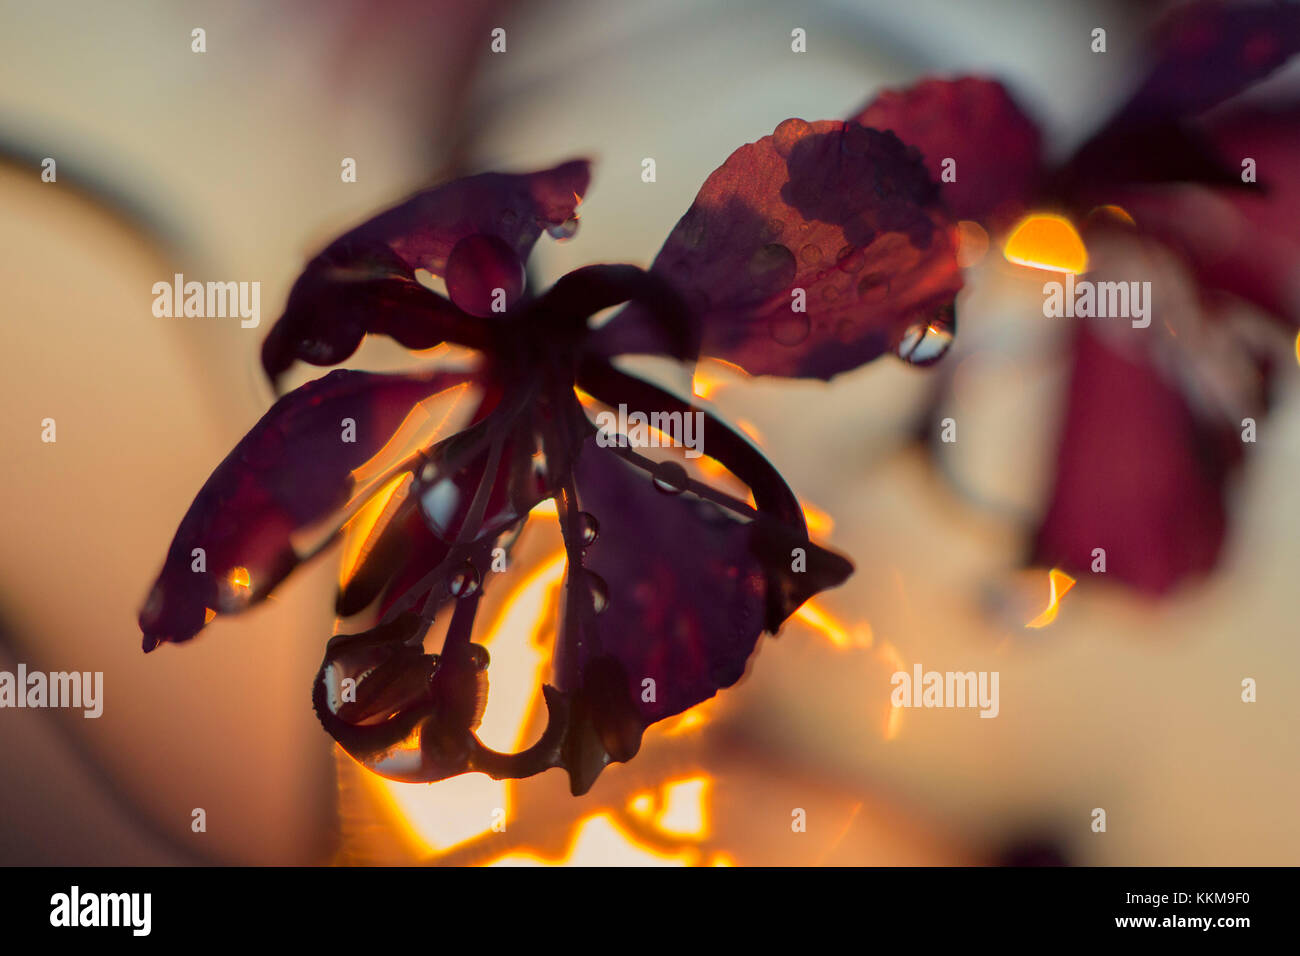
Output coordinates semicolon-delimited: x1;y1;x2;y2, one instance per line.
139;368;471;649
851;77;1043;228
1031;324;1241;594
1113;105;1300;329
1112;0;1300;127
1055;1;1300;198
598;120;962;379
261;160;591;382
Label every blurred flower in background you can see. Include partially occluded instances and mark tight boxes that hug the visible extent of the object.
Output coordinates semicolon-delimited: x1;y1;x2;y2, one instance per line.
2;0;1299;867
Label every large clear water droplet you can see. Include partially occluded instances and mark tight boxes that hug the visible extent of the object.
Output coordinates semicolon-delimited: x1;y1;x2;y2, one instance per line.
448;561;481;598
444;234;525;318
773;118;811;158
577;511;599;546
546;215;580;240
895;304;957;367
586;572;609;614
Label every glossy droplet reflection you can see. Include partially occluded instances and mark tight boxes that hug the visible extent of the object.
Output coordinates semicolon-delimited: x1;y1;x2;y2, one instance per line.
772;117;811;158
447;560;481;598
577;511;599;546
546;215;580;240
651;460;688;495
747;243;796;298
444;234;525;318
895;304;957;367
587;572;609;614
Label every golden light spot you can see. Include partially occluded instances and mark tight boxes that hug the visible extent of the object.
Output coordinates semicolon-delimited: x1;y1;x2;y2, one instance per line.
1025;568;1076;629
1003;213;1088;274
203;607;216;624
1294;330;1300;367
801;501;834;537
794;599;873;650
338;473;409;589
226;566;250;592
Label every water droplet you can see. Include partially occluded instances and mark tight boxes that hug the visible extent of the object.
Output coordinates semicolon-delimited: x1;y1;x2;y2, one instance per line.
448;561;481;598
746;243;796;297
420;478;460;538
895;304;957;367
651;460;688;495
444;234;525;318
769;312;811;346
546;215;579;240
800;243;823;265
577;511;599;546
587;572;610;614
836;245;865;273
466;644;490;671
773;118;811;158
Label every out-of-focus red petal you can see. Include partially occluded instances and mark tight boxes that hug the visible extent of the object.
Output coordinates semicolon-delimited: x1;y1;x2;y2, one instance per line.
261;160;590;382
600;120;961;379
139;369;470;649
1113;0;1300;126
1032;324;1240;594
1114;106;1300;329
851;77;1043;228
1055;1;1300;199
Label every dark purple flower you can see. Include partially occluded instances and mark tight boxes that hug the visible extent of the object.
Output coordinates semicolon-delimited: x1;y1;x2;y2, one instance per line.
140;122;961;793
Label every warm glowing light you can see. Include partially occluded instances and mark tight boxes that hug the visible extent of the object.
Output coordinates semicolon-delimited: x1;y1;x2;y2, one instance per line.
488;812;697;867
203;607;216;624
1025;568;1076;629
226;566;250;592
349;382;472;489
801;501;834;537
1294;330;1300;367
338;473;409;588
735;419;764;444
691;357;749;400
654;777;710;838
794;599;873;649
1003;214;1088;274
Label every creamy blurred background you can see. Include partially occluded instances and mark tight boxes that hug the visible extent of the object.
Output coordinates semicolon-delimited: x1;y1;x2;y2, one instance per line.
1;0;1296;866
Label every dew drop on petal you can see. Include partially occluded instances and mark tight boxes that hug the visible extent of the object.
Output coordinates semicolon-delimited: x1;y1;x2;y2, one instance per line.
577;511;599;546
773;118;811;158
895;304;957;367
800;243;823;265
546;215;580;240
836;245;865;273
651;459;689;495
586;571;610;614
445;234;525;318
448;560;481;598
747;243;797;298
